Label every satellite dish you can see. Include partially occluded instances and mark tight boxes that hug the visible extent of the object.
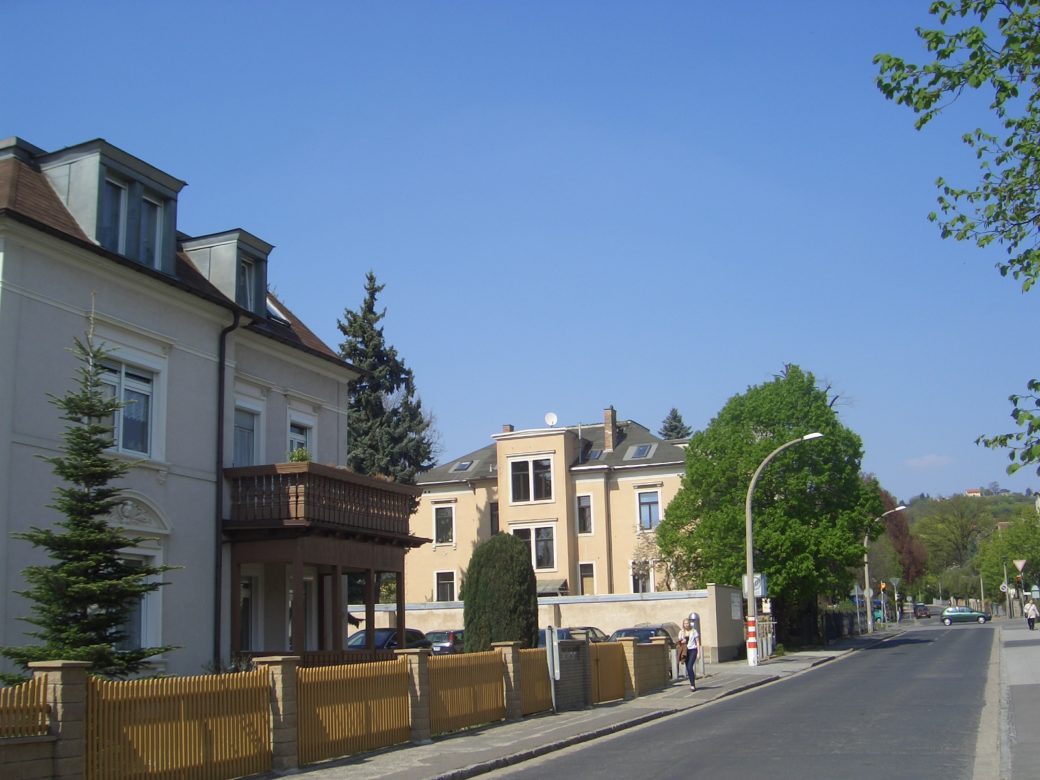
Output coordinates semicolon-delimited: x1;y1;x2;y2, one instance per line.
544;412;558;427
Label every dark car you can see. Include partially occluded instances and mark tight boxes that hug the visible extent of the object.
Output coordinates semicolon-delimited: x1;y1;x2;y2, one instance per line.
940;606;992;625
608;623;681;648
425;629;464;655
913;604;931;619
345;628;432;650
536;626;609;647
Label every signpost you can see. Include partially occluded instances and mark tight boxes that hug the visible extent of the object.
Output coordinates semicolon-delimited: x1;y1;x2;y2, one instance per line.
890;577;901;623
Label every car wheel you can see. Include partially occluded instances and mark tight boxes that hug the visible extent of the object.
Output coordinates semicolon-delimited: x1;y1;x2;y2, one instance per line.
978;616;986;624
943;617;952;626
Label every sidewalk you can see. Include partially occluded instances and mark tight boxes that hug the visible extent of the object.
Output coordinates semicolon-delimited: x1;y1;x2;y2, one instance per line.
288;631;897;780
1000;617;1040;779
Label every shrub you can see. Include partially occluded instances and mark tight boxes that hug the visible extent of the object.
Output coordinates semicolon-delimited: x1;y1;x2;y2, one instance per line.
463;534;538;652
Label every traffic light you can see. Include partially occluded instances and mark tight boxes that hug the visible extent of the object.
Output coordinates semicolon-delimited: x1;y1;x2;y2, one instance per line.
880;582;887;592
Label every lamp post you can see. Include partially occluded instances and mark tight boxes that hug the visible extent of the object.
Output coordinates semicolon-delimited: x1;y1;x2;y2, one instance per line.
864;506;905;633
744;432;823;667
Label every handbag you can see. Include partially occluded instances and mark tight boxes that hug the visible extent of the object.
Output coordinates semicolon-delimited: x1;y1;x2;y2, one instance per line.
678;643;688;663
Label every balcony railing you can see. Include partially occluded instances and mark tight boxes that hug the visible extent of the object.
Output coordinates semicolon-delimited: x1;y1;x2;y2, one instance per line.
224;462;421;539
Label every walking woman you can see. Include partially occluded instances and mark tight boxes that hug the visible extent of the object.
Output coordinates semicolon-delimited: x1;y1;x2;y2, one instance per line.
678;618;700;691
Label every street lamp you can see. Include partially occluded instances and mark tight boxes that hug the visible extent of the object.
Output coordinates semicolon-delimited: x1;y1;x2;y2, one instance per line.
744;431;823;667
864;505;905;633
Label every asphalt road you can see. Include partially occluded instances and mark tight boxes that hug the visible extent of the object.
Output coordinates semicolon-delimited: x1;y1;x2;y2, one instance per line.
487;624;996;780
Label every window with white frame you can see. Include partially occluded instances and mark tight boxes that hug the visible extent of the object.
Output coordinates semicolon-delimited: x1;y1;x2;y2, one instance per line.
139;196;162;268
510;456;553;503
101;361;153;456
434;504;454;545
237;256;256;310
637;490;661;531
100;179;127;253
577;495;593;534
435;571;456;602
233;408;258;467
512;524;556;570
631;560;655;594
579;562;595;595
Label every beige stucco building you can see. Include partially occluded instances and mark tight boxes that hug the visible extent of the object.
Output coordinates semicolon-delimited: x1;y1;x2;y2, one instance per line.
406;407;687;604
0;136;423;676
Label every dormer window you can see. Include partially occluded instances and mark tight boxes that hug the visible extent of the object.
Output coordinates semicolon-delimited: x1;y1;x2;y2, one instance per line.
100;179;127;254
140;196;162;268
237;257;256;310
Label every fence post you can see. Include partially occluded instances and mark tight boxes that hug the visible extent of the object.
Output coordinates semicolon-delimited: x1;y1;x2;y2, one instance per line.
28;660;91;780
253;655;300;772
493;642;523;721
397;649;432;744
615;637;637;700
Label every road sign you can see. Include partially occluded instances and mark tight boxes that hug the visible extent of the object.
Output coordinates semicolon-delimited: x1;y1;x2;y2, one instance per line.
1014;559;1027;572
1000;583;1009;593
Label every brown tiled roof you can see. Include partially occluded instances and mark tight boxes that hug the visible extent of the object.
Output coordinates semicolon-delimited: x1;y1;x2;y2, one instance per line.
261;291;341;361
0;157;90;240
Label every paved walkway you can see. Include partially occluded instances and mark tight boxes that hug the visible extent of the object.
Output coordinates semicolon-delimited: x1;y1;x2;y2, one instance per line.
287;632;892;780
1001;616;1040;779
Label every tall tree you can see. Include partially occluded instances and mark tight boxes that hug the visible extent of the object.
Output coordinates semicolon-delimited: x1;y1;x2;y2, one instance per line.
875;1;1040;473
338;272;435;484
1;322;172;680
914;495;988;571
462;533;538;652
658;408;693;439
656;365;882;644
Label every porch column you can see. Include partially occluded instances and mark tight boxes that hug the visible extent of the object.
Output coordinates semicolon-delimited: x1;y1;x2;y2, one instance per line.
230;554;242;658
365;568;376;651
396;569;406;647
289;544;305;654
331;564;343;650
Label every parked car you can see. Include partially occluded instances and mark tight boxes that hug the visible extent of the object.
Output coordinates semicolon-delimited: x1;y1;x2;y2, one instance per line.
536;626;609;646
425;629;465;654
940;606;992;625
608;623;681;648
913;604;931;619
345;628;432;650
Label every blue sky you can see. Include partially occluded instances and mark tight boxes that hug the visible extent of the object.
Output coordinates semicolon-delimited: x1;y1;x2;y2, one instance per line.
6;1;1036;502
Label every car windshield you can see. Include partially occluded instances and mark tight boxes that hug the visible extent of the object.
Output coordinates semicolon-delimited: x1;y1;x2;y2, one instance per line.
426;631;450;642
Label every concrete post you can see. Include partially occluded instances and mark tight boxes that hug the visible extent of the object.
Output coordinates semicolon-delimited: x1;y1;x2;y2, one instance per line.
396;648;432;744
253;655;300;772
28;660;91;780
493;642;523;721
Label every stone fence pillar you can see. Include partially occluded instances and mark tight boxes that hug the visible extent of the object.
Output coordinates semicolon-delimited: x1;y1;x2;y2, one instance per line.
396;648;432;744
493;642;523;721
28;660;91;780
253;655;300;772
615;637;637;700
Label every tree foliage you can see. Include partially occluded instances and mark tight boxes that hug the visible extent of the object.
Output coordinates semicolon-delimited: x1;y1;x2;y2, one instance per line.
656;365;883;638
338;272;435;484
1;324;172;680
913;495;989;571
875;1;1040;473
462;534;538;652
658;408;693;440
976;509;1040;595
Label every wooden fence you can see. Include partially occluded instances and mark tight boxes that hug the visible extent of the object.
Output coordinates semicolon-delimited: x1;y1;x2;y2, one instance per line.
86;670;271;780
0;676;48;738
518;649;552;715
297;656;410;765
429;651;506;735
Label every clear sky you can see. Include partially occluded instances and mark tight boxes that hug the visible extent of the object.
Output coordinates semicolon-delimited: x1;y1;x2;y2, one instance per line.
6;1;1036;503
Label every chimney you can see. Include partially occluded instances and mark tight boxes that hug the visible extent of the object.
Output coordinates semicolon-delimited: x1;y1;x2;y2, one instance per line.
502;424;514;433
604;406;617;452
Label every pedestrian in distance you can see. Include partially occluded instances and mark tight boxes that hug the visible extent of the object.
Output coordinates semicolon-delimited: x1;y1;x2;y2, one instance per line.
678;618;700;691
1025;599;1039;631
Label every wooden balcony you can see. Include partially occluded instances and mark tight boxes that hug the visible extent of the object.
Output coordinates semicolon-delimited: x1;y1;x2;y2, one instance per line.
224;462;422;542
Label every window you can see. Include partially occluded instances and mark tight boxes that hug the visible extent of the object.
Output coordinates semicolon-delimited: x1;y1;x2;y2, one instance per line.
452;460;473;472
489;502;499;535
434;505;454;545
631;561;654;594
237;256;256;310
139;196;162;267
289;422;311;455
436;571;455;602
625;443;656;460
579;563;595;595
586;449;603;461
101;362;153;455
510;457;553;503
577;495;593;534
638;490;660;531
100;179;127;253
116;559;145;650
234;408;258;466
513;525;556;570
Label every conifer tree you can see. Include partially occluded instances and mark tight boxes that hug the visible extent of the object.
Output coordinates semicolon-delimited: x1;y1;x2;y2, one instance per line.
658;407;693;439
462;533;538;652
1;321;172;680
337;272;435;484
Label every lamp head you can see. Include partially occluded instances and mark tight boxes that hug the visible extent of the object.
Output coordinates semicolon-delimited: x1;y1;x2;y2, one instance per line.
801;432;824;441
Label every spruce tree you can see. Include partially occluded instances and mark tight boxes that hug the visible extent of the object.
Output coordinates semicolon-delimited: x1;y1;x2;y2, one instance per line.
462;534;538;652
658;408;693;439
337;272;435;484
0;322;172;680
